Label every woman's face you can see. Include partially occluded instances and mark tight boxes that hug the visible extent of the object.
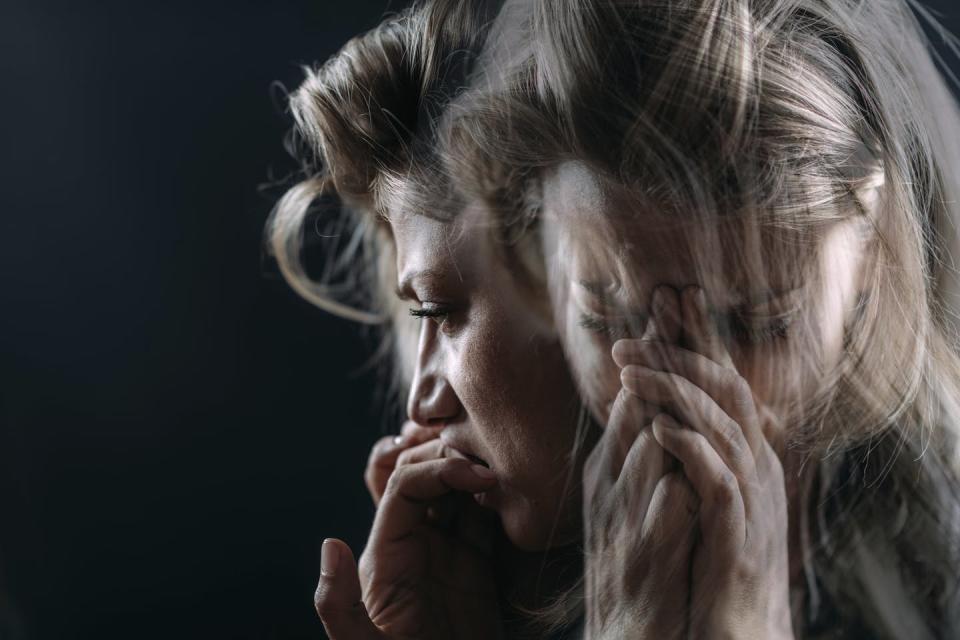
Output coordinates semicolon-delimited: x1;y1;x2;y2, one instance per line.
388;191;584;551
540;162;866;439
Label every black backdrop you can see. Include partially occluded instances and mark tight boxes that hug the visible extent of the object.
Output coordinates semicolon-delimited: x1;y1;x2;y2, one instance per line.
1;1;957;639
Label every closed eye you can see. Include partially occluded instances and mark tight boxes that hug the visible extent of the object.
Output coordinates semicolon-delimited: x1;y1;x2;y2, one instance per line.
717;309;797;345
577;311;645;339
409;307;450;319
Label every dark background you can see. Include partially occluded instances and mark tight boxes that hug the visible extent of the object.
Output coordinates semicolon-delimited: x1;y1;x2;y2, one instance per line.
0;1;957;639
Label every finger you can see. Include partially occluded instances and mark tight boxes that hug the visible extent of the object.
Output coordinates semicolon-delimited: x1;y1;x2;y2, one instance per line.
636;471;698;640
641;285;682;344
396;438;447;467
315;539;383;640
400;420;444;442
651;415;747;548
640;471;698;567
364;423;443;505
621;365;756;484
604;389;660;483
365;436;401;506
612;340;764;458
617;424;670;525
681;285;735;369
370;458;497;546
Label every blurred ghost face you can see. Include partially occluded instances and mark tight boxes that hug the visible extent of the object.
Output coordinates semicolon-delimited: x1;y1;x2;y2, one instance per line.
540;162;866;438
388;189;585;551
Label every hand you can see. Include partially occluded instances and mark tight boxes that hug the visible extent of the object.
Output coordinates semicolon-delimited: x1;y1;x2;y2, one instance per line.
365;421;444;505
614;285;794;640
316;453;504;640
582;287;699;640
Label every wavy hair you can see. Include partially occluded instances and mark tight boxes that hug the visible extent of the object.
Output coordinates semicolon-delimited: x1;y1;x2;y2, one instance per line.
444;0;960;636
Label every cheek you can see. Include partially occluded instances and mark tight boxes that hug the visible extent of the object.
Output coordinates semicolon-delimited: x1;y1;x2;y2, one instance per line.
736;345;815;413
733;309;840;419
457;304;577;451
563;307;620;424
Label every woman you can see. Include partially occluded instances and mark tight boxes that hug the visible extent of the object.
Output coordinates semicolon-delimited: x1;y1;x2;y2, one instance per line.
268;1;593;638
446;0;960;637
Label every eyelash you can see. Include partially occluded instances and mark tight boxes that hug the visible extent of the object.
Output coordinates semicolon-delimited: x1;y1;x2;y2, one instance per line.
578;311;794;345
577;313;635;340
722;315;793;345
410;305;453;328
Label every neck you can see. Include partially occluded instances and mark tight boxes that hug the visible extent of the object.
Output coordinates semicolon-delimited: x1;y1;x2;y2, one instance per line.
495;537;583;631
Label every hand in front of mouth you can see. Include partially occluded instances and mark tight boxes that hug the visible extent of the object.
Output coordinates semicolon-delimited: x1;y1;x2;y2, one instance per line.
316;456;502;640
364;421;444;506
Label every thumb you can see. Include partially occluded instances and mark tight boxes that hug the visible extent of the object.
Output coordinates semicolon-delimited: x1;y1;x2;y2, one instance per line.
315;539;382;640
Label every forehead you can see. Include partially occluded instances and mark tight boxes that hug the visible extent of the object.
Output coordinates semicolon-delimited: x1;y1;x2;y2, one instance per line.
385;183;495;289
542;161;814;300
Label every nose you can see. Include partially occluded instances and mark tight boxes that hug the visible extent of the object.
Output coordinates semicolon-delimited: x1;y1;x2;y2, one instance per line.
406;324;462;426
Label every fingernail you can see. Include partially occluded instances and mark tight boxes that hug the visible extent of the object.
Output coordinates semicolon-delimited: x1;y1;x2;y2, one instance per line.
320;539;338;577
471;464;496;480
392;435;404;446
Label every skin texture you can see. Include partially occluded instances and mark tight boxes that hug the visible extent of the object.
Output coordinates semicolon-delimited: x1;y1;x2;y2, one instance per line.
581;288;699;639
316;192;588;639
542;162;864;442
389;200;585;551
540;161;867;639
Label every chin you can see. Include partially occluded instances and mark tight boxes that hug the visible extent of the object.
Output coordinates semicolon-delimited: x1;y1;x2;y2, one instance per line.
498;502;572;552
502;516;550;551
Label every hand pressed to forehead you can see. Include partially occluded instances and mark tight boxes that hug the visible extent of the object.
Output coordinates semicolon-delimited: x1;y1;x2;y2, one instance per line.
590;281;792;638
613;284;765;457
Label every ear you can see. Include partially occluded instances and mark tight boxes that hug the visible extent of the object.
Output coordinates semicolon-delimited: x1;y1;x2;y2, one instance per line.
850;161;885;296
841;216;876;339
852;215;877;298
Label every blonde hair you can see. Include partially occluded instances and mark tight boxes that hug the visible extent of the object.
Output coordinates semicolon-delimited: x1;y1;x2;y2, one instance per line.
266;2;586;636
443;0;960;636
266;1;507;396
269;0;960;635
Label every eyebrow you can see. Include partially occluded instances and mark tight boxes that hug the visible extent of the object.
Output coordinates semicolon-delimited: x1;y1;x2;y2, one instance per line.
576;280;802;309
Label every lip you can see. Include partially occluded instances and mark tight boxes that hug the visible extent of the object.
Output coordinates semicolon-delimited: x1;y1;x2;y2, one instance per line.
439;431;492;470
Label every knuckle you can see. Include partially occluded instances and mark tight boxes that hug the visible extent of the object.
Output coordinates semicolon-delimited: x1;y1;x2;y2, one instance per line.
396;448;415;467
689;432;710;460
608;389;635;429
716;418;746;456
712;469;740;504
384;463;414;494
367;437;393;464
722;370;750;400
314;581;336;618
728;374;760;421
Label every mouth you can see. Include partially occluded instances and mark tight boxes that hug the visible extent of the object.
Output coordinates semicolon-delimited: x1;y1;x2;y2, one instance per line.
462;452;490;468
439;434;491;469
